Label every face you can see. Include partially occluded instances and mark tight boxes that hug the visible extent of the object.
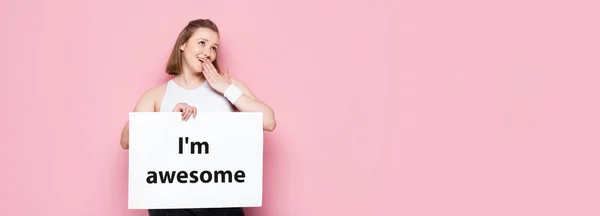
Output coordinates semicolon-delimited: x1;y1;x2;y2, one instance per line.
180;27;220;73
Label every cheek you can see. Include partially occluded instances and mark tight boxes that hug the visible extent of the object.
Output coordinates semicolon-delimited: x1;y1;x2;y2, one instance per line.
190;46;200;53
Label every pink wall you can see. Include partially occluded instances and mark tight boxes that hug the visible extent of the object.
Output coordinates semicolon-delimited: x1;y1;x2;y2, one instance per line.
1;0;599;215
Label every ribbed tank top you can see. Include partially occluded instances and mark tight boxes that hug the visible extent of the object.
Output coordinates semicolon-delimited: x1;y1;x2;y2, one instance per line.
159;79;235;113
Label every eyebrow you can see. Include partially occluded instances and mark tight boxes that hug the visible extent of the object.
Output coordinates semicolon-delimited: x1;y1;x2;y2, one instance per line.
198;37;219;46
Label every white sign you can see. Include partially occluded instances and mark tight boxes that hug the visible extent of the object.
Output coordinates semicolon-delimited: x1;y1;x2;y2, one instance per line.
127;112;263;209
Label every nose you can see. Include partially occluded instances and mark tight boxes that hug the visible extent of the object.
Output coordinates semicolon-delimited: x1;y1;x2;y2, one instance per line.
201;50;211;58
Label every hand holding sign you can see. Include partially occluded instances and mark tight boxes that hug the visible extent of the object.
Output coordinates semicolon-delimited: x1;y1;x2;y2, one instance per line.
172;103;197;121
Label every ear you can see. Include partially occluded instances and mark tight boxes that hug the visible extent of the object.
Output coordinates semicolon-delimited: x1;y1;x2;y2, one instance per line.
180;43;186;51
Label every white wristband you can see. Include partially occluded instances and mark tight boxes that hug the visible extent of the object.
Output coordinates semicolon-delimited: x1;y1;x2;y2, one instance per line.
224;84;244;104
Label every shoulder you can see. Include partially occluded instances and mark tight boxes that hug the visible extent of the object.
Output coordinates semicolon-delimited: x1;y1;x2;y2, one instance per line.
134;81;169;112
140;82;168;100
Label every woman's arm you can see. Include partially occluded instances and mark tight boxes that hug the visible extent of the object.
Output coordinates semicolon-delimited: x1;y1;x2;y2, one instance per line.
230;78;277;131
120;122;131;149
120;89;157;149
200;62;277;131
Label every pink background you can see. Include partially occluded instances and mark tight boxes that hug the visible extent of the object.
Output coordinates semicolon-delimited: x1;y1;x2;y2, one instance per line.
1;0;599;215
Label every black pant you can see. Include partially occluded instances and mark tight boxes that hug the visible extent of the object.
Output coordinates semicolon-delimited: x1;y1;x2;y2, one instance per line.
148;208;245;216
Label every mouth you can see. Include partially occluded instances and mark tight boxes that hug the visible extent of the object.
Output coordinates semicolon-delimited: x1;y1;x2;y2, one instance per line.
197;57;205;63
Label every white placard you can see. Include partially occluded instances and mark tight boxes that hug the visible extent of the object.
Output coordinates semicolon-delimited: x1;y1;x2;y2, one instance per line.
127;112;263;209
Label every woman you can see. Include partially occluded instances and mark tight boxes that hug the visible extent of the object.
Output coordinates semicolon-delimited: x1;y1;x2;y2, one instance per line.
119;18;277;216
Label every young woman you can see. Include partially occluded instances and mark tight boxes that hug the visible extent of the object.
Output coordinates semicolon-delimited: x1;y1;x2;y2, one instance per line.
120;18;277;216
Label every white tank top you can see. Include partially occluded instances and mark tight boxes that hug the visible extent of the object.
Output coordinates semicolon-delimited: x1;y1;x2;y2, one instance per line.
159;79;235;112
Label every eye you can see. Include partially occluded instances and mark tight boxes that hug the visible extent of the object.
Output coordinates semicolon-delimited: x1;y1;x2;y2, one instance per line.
211;47;218;51
199;41;205;46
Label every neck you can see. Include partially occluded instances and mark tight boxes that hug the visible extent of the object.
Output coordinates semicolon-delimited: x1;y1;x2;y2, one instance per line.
174;67;206;89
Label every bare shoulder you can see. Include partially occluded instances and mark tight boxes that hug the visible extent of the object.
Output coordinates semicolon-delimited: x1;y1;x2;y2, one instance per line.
134;82;169;112
147;82;168;98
